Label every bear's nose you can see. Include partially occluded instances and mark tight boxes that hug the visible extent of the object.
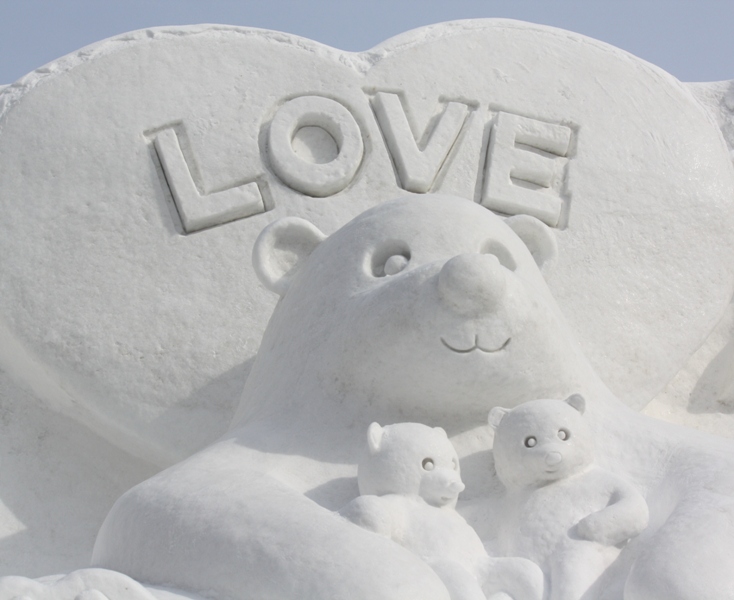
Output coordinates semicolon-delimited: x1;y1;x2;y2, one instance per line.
438;254;507;316
448;479;466;494
545;451;563;467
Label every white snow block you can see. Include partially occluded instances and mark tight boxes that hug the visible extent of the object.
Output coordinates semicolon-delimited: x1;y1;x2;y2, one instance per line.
0;369;155;576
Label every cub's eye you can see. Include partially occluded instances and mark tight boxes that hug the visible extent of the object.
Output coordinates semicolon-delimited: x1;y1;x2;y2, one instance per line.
452;457;459;471
524;436;537;448
558;429;570;441
384;254;409;276
422;458;435;471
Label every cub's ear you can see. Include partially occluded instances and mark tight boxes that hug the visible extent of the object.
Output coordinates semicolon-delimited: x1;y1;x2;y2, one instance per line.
252;217;326;296
505;214;557;270
565;393;586;415
367;422;384;454
434;426;448;438
488;407;510;430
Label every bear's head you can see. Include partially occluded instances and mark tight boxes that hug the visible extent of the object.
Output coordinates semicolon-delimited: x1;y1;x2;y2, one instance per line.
236;194;594;430
489;395;593;490
358;422;464;508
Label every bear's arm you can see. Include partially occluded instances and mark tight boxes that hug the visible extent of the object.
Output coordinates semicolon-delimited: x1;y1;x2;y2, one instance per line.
339;495;402;539
93;455;450;600
576;469;649;546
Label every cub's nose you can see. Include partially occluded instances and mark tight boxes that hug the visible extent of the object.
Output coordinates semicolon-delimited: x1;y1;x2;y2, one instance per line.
448;478;466;494
545;451;563;467
438;254;507;316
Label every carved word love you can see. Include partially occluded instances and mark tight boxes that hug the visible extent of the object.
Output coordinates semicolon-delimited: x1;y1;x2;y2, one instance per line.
149;92;574;233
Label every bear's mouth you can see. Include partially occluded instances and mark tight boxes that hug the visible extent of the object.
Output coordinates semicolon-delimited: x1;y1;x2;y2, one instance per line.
440;335;511;354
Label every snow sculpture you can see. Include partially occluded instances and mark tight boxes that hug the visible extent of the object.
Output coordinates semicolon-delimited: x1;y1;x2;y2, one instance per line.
340;422;544;600
0;568;157;600
489;395;649;600
1;17;734;600
90;195;734;600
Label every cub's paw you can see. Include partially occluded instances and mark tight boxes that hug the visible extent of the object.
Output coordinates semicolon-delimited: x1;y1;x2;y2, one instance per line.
576;512;617;545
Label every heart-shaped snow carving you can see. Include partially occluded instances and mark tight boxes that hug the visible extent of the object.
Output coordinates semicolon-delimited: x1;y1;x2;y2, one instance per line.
0;21;732;463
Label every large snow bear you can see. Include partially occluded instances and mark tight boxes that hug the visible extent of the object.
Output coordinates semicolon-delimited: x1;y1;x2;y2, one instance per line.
93;195;734;600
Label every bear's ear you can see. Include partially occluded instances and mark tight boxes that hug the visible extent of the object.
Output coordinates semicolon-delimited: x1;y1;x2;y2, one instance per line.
565;393;586;415
367;422;384;454
488;407;510;430
252;217;326;296
505;214;557;270
434;426;448;438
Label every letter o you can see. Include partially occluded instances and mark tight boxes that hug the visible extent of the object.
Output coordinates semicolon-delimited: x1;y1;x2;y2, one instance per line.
268;96;364;197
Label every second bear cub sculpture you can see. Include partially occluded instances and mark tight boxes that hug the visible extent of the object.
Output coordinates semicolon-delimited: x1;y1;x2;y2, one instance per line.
489;395;649;600
340;422;544;600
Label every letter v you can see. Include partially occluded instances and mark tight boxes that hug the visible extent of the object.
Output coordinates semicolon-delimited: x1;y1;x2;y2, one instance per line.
372;92;470;194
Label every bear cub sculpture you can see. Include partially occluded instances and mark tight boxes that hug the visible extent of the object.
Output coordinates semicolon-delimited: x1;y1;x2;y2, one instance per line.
340;422;544;600
489;395;649;600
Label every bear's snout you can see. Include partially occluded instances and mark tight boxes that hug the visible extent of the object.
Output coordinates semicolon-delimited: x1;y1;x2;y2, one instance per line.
447;477;465;495
545;451;563;468
437;253;507;317
432;468;464;491
420;468;465;506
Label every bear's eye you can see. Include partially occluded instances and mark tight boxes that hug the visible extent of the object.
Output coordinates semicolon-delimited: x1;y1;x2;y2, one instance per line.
422;458;435;471
481;240;517;271
384;254;409;276
452;457;459;471
371;242;411;277
558;429;570;441
524;436;537;448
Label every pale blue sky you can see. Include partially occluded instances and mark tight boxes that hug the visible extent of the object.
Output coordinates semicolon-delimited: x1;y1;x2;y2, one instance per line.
0;0;732;85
